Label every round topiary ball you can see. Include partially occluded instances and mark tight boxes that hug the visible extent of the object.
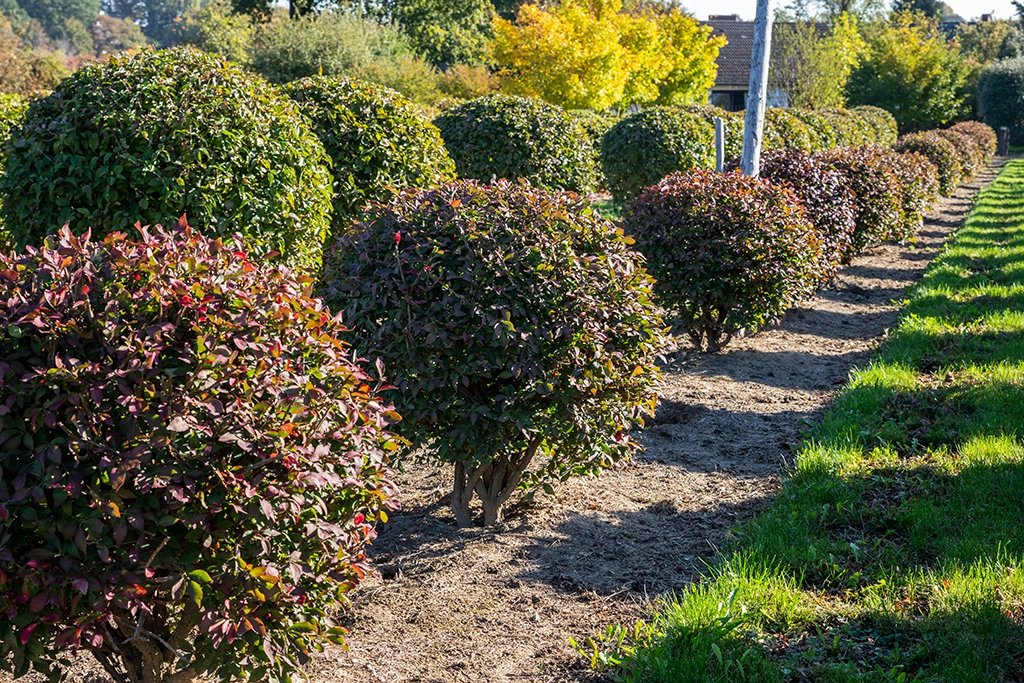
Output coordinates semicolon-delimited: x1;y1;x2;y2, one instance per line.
756;148;856;285
433;94;597;194
0;223;399;683
322;179;666;527
282;76;456;232
889;150;940;243
602;107;715;203
762;108;814;152
622;169;819;351
819;146;905;258
788;109;839;151
0;48;334;269
935;128;984;180
949;121;997;159
894;132;963;196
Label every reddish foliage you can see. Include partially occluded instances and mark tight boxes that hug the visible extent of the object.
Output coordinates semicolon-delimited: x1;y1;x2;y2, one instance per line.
0;222;399;682
623;169;819;351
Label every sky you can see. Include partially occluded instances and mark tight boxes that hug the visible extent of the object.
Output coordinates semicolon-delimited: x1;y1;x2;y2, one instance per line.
681;0;1019;21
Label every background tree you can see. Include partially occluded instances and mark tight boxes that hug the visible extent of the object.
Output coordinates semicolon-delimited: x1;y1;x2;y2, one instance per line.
365;0;494;67
891;0;949;18
491;0;723;110
956;20;1022;65
19;0;99;52
769;13;865;108
846;12;970;131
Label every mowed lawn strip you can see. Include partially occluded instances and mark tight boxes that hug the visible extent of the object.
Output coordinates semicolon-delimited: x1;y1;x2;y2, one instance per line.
583;159;1024;682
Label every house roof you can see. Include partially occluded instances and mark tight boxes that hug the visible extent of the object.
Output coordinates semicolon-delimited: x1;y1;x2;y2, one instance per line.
708;18;754;88
706;18;831;90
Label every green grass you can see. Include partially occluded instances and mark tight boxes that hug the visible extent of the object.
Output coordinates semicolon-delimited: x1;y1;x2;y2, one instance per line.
582;160;1024;681
1010;145;1024;155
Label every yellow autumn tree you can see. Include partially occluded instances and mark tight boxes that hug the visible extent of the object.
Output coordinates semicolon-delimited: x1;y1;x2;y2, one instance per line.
491;0;724;111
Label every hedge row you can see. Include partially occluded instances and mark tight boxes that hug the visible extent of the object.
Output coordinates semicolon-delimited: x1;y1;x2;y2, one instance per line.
602;104;899;203
625;118;996;351
895;120;998;196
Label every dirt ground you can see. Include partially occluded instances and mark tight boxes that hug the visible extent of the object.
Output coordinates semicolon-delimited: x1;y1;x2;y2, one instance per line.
3;160;1004;683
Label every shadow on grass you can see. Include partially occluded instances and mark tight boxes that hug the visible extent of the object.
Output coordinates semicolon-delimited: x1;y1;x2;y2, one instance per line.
602;160;1024;681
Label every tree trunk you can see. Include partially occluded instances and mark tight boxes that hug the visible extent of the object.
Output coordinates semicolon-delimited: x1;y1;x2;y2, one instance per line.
450;436;544;527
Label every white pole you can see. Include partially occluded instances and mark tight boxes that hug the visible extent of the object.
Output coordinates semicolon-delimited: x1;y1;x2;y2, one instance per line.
715;116;725;172
740;0;774;178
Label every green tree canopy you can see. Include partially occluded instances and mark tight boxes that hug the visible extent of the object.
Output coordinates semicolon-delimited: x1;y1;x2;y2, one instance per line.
366;0;494;66
769;13;865;108
846;12;970;131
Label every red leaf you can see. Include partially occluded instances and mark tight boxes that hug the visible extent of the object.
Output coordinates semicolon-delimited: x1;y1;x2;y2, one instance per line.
20;624;37;645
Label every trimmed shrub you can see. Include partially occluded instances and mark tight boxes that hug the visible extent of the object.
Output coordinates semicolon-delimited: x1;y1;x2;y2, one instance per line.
0;94;28;242
977;57;1024;130
570;109;621;186
894;132;963;196
679;104;743;161
762;108;813;152
0;94;27;151
322;180;666;527
282;76;456;232
0;48;333;270
602;107;714;203
852;105;898;146
756;148;856;285
622;169;819;351
935;128;984;180
788;108;839;151
820;108;870;147
819;146;904;258
434;94;597;194
949;120;998;160
889;150;940;243
0;223;399;683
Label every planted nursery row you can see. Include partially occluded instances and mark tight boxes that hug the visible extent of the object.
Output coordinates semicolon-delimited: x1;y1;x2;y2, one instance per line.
0;46;999;683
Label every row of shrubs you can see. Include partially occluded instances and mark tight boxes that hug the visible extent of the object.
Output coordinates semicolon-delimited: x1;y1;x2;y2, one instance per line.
595;104;899;201
632;119;995;351
0;46;998;683
432;97;902;202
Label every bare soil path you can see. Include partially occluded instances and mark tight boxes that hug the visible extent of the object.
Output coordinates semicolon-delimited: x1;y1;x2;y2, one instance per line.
4;160;1004;683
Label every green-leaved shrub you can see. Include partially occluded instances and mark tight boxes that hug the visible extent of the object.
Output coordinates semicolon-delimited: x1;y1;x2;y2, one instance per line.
821;108;871;147
977;57;1024;130
602;107;714;203
818;147;904;258
894;132;963;196
622;169;819;351
762;108;813;152
282;76;456;232
852;105;899;146
322;180;666;527
0;94;28;242
0;223;399;683
434;94;597;193
788;109;839;151
0;94;27;151
0;48;334;269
